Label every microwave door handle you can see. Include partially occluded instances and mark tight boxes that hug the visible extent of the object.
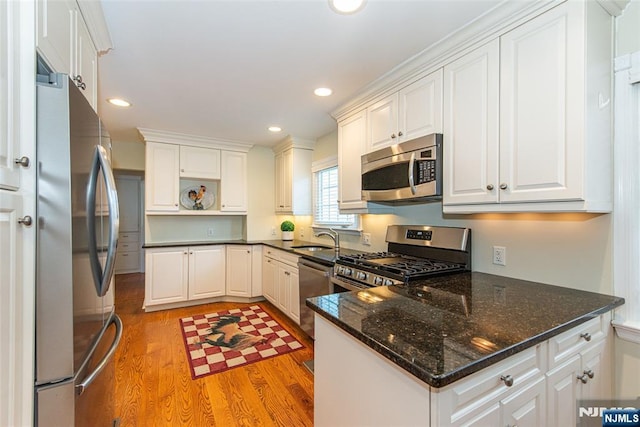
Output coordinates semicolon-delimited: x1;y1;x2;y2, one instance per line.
408;152;417;195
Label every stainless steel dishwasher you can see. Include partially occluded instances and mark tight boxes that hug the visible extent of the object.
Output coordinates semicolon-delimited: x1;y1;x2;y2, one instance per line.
298;258;333;339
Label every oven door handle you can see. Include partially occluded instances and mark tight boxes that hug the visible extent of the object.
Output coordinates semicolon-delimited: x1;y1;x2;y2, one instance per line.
330;276;371;292
408;152;417;195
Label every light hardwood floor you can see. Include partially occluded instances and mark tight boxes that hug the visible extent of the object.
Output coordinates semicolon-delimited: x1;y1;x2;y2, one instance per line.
114;273;315;426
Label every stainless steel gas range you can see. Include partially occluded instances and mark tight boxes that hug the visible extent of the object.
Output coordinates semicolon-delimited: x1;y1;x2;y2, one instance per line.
331;225;471;292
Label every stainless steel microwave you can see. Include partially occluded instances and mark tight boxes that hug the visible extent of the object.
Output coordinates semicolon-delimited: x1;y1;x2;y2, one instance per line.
361;133;442;203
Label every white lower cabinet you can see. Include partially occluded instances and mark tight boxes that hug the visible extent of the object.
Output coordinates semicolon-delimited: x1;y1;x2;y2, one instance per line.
226;245;253;297
262;247;300;324
145;245;225;308
316;311;613;427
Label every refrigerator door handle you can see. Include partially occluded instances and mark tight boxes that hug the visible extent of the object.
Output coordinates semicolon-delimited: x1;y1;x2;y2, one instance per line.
87;145;120;296
75;314;122;396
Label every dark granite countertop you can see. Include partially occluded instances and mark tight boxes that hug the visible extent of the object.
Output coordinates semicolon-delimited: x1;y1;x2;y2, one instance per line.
142;239;365;265
306;272;624;388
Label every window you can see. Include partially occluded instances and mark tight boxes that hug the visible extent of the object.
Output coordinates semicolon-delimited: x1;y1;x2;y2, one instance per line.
312;157;358;230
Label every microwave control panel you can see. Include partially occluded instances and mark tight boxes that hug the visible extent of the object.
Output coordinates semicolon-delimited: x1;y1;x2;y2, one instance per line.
417;159;437;184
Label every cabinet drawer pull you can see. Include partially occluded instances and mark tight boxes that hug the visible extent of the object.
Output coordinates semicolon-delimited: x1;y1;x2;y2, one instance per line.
500;375;514;387
580;332;592;342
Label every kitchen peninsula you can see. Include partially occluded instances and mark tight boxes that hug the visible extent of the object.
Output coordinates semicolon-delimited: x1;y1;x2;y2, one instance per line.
307;273;624;427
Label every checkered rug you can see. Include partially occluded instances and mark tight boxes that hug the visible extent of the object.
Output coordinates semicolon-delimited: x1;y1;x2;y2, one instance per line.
179;305;304;379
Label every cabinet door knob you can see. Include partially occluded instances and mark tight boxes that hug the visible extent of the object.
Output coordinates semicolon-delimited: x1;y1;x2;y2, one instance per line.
18;216;33;226
486;184;494;191
14;156;30;167
391;133;396;139
499;183;508;190
500;375;514;387
184;251;188;255
580;332;592;342
577;373;589;384
398;131;403;137
584;369;594;379
73;75;87;90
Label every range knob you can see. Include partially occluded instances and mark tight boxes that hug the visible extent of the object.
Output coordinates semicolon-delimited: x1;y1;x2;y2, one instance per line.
383;279;394;286
343;268;352;276
356;272;368;281
373;276;383;286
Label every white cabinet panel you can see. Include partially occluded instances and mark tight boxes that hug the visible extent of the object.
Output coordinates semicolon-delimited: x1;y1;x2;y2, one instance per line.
179;145;220;180
36;0;74;75
398;69;443;141
337;110;367;211
367;93;398;152
225;245;252;297
443;39;500;206
74;14;96;108
188;245;225;299
145;248;188;305
220;151;247;212
1;0;24;191
145;142;180;212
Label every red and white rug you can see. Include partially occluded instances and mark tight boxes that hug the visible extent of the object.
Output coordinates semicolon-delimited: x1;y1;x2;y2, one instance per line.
179;304;304;379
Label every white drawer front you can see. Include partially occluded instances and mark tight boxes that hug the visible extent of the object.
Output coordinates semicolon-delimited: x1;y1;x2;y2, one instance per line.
119;232;139;243
547;313;609;369
116;250;141;271
442;343;546;425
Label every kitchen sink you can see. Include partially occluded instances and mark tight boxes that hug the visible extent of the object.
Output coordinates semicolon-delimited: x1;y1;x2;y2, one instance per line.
291;245;333;251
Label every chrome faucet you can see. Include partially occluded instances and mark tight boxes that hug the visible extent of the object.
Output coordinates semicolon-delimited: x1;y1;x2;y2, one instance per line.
315;229;340;251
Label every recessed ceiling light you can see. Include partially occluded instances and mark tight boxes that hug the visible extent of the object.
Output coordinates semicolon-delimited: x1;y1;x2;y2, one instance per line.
329;0;366;15
314;87;333;97
107;98;131;107
268;126;282;132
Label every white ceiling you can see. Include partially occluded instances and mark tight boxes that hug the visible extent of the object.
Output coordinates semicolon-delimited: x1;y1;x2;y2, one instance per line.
98;0;503;147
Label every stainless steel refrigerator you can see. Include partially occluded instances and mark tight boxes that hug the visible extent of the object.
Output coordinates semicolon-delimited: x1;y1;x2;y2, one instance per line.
35;73;122;426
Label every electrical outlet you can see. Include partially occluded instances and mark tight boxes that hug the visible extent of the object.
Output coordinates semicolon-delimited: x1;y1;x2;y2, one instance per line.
493;246;506;266
271;227;276;236
493;285;506;304
300;227;305;238
207;228;215;237
362;233;372;246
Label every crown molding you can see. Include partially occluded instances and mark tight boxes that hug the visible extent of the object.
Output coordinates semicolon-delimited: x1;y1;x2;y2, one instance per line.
273;135;316;154
331;0;562;121
77;0;113;54
137;128;254;152
596;0;631;16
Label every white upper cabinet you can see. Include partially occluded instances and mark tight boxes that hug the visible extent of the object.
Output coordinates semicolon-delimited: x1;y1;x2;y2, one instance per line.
443;39;500;206
36;0;98;109
139;129;251;215
180;145;221;180
1;0;28;191
338;110;368;211
443;1;613;213
398;69;443;142
145;142;180;212
273;137;314;215
367;93;398;152
220;150;247;213
367;69;443;152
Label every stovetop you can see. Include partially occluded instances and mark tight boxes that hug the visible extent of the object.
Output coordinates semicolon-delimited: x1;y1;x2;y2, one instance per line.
337;252;465;278
333;225;471;287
